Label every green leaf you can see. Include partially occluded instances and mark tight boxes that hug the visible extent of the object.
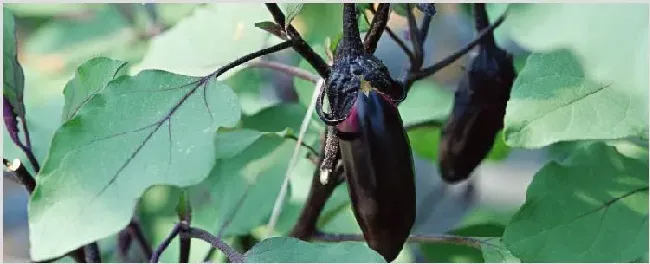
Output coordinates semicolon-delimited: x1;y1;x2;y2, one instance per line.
254;21;287;40
190;130;296;237
502;143;648;262
225;68;273;115
329;33;343;55
296;4;343;44
319;203;363;234
61;57;129;122
398;81;453;128
356;3;372;12
241;103;322;149
459;207;516;227
280;4;304;29
504;50;648;148
175;189;191;221
28;69;241;260
480;237;520;263
357;12;370;33
499;4;648;142
3;8;26;118
407;127;441;161
244;237;385;262
134;4;275;77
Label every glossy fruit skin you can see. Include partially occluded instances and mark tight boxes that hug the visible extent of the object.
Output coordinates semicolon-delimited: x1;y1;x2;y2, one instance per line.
438;43;516;184
337;89;416;262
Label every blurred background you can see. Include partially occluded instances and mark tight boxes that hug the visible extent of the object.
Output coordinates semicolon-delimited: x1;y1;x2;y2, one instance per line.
3;3;545;262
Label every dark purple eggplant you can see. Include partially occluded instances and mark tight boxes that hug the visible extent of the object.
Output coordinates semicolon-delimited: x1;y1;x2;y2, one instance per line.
438;3;517;184
314;5;415;261
336;87;416;262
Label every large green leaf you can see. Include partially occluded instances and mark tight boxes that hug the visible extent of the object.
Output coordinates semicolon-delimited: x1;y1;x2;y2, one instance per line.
499;4;648;145
134;4;275;77
244;237;384;262
3;8;25;118
61;57;129;121
504;51;648;148
502;143;648;262
28;69;241;260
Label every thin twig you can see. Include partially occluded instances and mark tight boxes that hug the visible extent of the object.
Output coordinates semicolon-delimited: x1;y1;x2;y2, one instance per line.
150;223;181;263
284;133;319;157
209;41;293;79
19;119;39;172
266;79;325;238
363;3;390;54
4;87;39;172
265;3;331;78
418;13;432;45
406;3;424;70
312;232;486;249
248;60;319;83
177;194;192;263
128;219;153;260
409;14;506;83
367;5;414;60
188;227;245;263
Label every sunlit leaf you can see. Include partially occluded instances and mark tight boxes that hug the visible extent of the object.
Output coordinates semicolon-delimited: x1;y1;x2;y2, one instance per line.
29;68;241;260
504;51;648;148
502;143;648;262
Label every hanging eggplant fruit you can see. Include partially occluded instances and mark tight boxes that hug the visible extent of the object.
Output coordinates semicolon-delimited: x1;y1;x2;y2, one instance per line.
315;4;415;262
438;3;517;184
